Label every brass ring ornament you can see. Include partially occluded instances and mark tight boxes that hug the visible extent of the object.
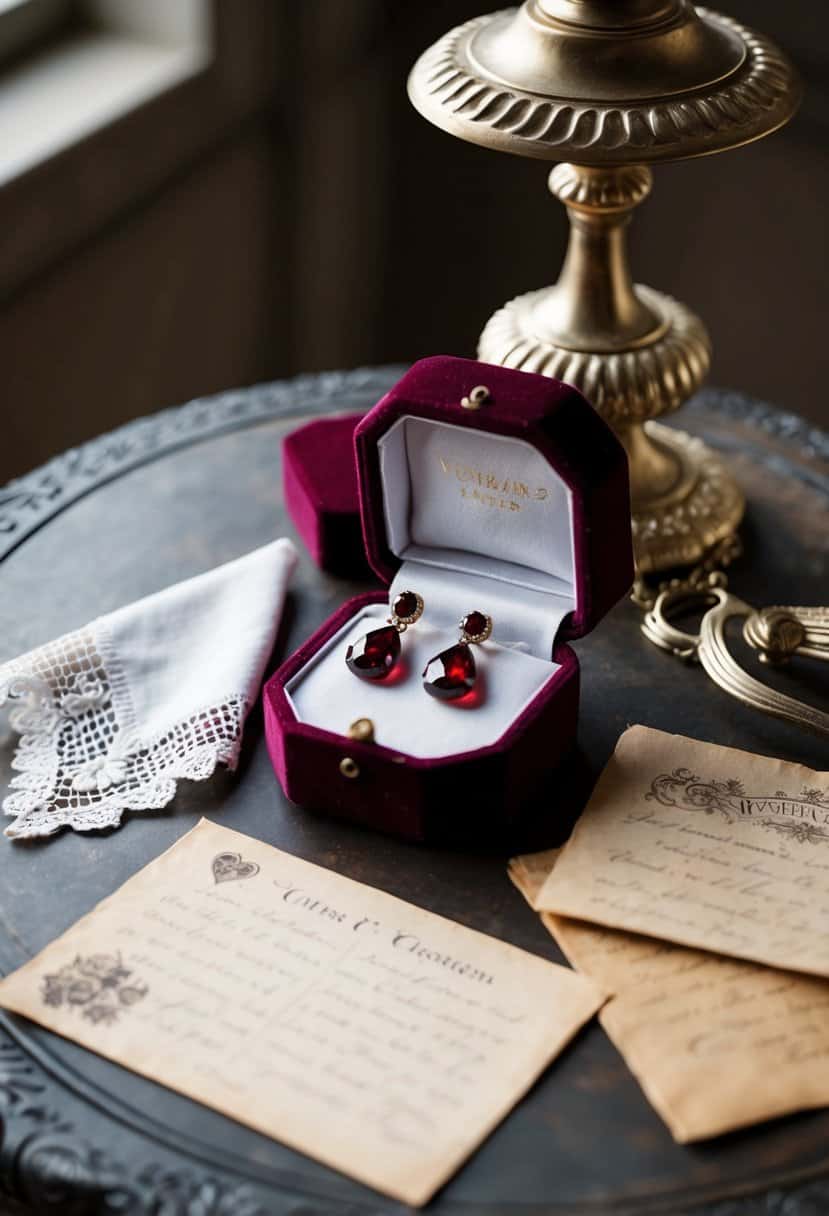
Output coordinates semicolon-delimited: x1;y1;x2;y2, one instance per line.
743;606;829;667
642;587;829;739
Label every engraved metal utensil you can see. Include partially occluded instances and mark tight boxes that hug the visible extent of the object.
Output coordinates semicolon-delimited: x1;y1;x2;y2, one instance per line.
642;586;829;739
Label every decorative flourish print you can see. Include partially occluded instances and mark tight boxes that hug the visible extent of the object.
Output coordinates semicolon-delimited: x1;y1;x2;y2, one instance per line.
212;851;259;884
646;770;829;845
41;953;148;1025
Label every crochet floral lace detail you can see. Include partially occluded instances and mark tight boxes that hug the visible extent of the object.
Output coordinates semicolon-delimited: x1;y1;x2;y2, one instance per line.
0;624;248;839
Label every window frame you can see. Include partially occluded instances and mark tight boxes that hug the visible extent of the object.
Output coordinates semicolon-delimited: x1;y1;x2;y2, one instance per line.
0;0;71;66
0;0;284;302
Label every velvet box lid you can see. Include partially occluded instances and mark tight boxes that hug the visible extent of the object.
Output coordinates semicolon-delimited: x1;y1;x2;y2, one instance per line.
264;355;633;844
283;413;368;577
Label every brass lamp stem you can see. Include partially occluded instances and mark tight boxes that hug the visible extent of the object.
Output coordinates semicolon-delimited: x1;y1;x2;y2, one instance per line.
548;167;660;352
544;165;682;503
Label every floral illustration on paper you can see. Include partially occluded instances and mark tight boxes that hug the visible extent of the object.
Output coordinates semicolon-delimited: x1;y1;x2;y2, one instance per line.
646;769;829;846
41;952;148;1025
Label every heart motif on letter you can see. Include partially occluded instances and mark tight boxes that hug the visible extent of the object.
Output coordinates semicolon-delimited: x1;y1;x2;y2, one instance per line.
211;851;260;884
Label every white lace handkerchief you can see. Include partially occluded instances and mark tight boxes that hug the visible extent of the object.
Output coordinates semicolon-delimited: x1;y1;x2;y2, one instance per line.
0;540;298;839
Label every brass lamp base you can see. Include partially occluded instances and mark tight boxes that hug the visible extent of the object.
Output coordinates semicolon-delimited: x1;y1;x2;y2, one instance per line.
628;424;744;574
408;1;801;576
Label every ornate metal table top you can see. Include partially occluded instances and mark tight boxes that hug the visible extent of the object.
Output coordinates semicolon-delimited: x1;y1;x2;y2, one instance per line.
0;368;827;1216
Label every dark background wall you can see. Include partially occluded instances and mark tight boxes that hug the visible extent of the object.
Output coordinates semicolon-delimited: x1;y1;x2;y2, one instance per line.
1;0;825;485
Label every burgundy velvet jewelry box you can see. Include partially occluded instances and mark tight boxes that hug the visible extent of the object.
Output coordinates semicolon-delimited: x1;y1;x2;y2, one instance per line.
282;413;369;577
264;356;633;843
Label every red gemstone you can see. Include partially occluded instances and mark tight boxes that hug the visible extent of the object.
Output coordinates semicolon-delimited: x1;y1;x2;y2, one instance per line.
393;590;419;620
346;626;401;680
461;611;489;640
422;642;476;700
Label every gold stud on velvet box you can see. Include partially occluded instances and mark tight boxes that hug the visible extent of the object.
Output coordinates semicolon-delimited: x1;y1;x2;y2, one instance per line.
265;356;633;843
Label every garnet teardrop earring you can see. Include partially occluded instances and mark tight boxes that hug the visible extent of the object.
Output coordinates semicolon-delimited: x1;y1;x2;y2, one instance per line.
345;590;424;681
422;611;493;701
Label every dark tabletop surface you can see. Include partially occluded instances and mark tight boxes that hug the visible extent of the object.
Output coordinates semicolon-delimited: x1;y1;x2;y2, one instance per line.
0;367;827;1216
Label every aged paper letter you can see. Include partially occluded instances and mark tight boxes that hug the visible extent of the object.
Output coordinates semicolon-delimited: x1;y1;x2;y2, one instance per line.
535;726;829;978
0;820;602;1207
511;849;829;1141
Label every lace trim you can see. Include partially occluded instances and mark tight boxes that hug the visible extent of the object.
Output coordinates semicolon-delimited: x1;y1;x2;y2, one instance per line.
0;624;249;839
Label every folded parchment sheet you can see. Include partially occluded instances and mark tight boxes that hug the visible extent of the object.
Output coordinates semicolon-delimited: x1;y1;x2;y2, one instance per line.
512;848;829;1140
0;819;603;1207
535;725;829;979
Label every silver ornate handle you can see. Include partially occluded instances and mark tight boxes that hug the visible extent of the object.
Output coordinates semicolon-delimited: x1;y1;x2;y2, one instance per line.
642;587;829;739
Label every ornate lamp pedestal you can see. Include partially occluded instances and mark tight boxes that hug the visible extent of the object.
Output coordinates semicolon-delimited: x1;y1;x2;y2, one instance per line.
408;0;800;576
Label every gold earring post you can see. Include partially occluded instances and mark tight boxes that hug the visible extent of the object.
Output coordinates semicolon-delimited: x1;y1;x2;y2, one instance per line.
347;718;375;744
